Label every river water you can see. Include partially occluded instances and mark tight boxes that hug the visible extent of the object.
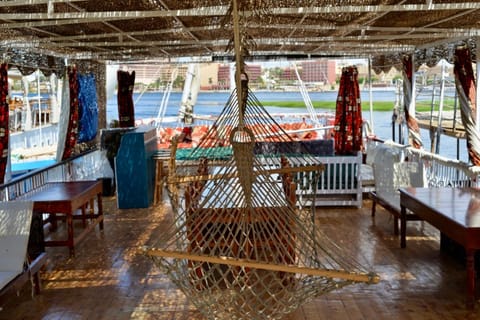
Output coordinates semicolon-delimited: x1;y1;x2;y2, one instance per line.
106;90;469;162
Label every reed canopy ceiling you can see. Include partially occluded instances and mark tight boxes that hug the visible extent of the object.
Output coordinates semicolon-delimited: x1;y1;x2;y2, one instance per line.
0;0;479;73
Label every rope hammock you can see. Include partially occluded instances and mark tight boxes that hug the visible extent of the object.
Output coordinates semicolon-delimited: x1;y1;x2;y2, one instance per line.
144;1;378;319
144;81;379;319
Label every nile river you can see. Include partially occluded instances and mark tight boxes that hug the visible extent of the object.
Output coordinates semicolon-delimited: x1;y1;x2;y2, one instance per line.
106;90;469;162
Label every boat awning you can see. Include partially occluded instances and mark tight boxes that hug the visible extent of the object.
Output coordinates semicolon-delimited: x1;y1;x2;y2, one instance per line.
0;1;477;70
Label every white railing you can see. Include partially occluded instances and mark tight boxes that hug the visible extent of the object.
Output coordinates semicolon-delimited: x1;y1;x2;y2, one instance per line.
0;149;113;201
367;138;480;188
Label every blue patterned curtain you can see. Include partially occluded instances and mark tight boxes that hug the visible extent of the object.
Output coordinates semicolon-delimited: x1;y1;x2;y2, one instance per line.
77;72;98;143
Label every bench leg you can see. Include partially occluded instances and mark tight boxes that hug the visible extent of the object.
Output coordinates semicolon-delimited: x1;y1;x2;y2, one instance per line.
97;193;104;230
393;216;399;235
371;199;376;217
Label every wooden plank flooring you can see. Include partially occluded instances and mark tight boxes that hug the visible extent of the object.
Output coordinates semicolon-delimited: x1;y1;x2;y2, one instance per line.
1;196;480;319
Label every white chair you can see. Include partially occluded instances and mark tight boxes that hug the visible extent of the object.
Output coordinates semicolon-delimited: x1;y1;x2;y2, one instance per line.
371;145;425;234
0;201;46;306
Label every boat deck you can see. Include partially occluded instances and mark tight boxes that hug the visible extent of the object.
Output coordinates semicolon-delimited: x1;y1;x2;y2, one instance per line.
416;111;466;139
1;196;480;319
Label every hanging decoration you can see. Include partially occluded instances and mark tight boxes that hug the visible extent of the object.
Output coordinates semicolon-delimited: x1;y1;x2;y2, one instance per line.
401;55;423;149
0;63;9;183
144;2;378;319
453;45;480;166
334;66;363;155
117;70;135;128
60;66;79;160
77;72;98;143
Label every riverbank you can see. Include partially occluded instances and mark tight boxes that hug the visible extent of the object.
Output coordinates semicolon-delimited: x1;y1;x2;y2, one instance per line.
262;100;456;112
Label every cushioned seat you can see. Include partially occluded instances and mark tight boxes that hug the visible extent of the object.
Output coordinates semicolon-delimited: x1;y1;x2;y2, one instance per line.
0;201;46;306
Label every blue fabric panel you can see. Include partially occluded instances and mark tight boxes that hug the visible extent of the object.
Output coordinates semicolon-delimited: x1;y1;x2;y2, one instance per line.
77;73;98;143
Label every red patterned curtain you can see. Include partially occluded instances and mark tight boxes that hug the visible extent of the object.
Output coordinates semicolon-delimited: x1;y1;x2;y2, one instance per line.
117;70;135;127
402;55;423;149
453;46;480;165
0;63;8;183
334;66;363;155
61;66;79;160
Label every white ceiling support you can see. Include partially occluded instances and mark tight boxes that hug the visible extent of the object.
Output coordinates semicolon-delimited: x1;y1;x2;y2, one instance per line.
34;24;480;45
268;3;480;15
0;0;84;7
46;36;424;51
34;26;222;42
0;3;477;22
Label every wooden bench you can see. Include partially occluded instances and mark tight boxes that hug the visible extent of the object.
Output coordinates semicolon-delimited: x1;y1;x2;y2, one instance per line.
295;152;363;207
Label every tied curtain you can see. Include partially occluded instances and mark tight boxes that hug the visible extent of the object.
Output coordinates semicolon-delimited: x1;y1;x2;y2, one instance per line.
61;66;79;160
117;70;135;127
401;55;423;149
334;66;363;155
0;63;8;183
57;67;98;161
453;46;480;166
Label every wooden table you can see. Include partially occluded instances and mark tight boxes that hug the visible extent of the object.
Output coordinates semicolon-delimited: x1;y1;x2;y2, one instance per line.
18;181;104;256
400;187;480;308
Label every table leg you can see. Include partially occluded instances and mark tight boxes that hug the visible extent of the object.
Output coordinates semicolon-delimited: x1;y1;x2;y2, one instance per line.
97;192;104;230
466;248;476;309
49;213;58;231
67;213;74;257
81;204;87;228
400;205;406;248
394;216;399;235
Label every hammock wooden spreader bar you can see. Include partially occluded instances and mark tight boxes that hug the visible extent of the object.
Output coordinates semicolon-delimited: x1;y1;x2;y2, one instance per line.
144;247;380;284
169;164;324;184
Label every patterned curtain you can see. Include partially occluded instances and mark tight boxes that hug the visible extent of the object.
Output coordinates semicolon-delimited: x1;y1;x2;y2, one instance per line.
453;46;480;166
117;70;135;127
61;66;79;160
0;63;8;183
334;66;363;155
77;72;98;143
402;55;423;149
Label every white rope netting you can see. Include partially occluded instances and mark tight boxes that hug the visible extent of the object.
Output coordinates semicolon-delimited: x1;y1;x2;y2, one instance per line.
144;85;378;320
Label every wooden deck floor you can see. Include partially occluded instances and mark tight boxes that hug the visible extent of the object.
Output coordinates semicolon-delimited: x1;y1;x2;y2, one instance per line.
1;195;480;319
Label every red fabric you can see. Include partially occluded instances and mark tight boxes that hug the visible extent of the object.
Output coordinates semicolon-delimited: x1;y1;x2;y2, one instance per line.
334;66;363;155
455;47;477;116
117;70;135;127
0;63;8;183
61;66;79;160
454;46;480;165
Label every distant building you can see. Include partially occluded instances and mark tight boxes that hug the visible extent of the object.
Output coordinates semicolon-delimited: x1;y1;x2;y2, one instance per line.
245;64;262;82
280;67;297;81
122;63;169;85
301;60;336;85
217;64;231;90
